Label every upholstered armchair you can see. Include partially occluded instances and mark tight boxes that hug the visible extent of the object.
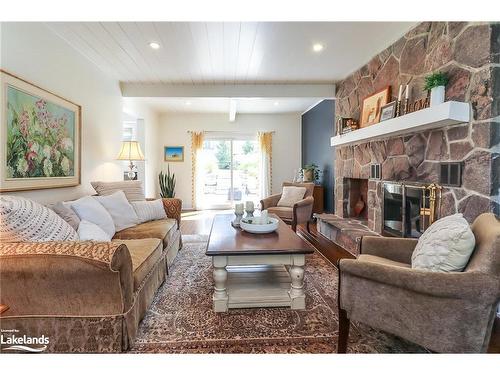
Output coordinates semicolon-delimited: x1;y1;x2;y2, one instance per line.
337;213;500;353
260;182;315;232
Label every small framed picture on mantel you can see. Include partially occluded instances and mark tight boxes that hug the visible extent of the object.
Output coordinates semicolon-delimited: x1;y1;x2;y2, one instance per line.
379;101;397;122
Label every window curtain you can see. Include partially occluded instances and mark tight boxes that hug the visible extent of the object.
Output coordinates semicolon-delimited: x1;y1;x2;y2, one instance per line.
258;131;273;199
190;131;204;210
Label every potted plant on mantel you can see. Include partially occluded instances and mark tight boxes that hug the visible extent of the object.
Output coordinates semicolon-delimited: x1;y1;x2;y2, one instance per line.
424;71;449;107
300;164;322;184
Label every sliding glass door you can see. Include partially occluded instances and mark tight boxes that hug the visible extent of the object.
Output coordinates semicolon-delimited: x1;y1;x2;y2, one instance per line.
199;135;260;209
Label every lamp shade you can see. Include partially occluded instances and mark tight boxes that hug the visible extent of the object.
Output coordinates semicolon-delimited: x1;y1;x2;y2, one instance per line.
116;141;145;161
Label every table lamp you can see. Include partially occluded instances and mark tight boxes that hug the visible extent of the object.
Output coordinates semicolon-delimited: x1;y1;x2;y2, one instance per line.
116;141;145;179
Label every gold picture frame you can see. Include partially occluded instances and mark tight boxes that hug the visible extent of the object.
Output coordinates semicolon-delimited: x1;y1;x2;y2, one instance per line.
360;86;391;128
0;70;81;192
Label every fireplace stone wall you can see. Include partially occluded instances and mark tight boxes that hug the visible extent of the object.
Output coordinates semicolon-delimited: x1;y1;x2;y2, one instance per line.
334;22;500;232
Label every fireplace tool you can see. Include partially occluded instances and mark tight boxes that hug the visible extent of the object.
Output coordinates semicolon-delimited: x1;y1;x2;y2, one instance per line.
420;183;442;231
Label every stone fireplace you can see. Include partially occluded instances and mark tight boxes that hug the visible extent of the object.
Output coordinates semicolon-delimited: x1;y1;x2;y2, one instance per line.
317;22;499;256
334;22;499;231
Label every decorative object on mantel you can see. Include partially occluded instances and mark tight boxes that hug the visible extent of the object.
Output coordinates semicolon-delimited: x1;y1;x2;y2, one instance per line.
360;86;390;127
379;101;397;122
405;97;430;114
336;117;359;135
424;71;449;107
245;200;255;218
232;203;244;227
1;70;81;192
159;164;176;198
395;84;409;117
117;140;145;179
300;164;322;184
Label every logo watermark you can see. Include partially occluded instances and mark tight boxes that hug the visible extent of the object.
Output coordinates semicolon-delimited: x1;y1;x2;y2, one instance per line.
1;329;49;353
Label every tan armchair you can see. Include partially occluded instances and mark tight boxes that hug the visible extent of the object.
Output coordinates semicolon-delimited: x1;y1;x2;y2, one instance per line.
337;213;500;353
260;182;315;232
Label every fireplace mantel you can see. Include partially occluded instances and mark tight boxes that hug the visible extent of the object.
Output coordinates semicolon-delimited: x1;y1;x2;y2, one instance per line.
330;101;470;147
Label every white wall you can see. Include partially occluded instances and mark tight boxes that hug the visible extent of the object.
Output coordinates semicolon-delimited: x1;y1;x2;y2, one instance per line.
0;23;160;203
157;113;302;209
123;98;161;198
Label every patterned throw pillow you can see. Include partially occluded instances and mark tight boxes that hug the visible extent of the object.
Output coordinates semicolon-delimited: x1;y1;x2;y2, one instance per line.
91;180;145;202
0;195;78;242
132;199;167;223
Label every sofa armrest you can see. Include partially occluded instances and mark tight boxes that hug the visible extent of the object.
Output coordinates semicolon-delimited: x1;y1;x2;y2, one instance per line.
293;196;314;223
260;194;282;209
360;236;418;264
148;197;182;228
339;258;500;303
0;241;134;317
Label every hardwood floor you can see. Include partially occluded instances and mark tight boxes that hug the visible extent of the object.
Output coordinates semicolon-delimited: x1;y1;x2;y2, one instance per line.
180;210;500;353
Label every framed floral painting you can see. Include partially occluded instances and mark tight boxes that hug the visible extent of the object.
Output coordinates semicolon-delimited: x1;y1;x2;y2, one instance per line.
0;70;81;192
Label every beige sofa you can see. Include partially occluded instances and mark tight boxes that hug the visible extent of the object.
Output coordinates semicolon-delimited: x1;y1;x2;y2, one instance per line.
0;198;182;353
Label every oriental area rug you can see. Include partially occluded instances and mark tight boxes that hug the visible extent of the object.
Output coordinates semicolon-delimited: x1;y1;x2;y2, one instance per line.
130;234;426;353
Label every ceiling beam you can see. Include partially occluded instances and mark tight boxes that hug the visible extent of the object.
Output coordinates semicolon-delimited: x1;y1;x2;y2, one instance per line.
120;83;336;98
229;99;237;122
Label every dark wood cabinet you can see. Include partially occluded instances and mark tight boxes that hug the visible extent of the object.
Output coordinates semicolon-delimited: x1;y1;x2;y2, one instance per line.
313;185;324;214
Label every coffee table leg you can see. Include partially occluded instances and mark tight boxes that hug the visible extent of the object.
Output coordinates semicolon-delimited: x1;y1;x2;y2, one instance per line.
213;256;228;312
289;255;306;310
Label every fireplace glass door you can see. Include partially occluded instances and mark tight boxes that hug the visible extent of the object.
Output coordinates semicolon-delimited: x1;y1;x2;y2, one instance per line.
383;182;426;238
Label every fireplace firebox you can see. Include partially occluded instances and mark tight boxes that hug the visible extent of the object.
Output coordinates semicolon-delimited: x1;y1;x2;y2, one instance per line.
382;182;442;238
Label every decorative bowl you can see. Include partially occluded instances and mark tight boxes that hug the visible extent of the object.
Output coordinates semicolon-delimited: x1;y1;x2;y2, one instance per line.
240;217;279;234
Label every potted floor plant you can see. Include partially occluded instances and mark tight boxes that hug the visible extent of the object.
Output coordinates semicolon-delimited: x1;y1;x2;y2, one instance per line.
159;165;176;198
424;72;448;107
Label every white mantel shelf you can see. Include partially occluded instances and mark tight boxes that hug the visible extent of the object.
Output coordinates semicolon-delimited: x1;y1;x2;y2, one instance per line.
330;101;470;147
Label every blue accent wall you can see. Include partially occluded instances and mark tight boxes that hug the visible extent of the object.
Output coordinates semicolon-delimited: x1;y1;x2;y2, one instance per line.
301;100;335;213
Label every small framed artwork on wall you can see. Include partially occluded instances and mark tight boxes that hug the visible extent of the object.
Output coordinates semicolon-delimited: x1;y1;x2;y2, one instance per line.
164;146;184;162
360;86;391;128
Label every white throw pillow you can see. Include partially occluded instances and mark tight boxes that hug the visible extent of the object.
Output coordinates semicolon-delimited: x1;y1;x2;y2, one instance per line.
132;199;167;223
277;186;307;207
0;195;78;242
94;191;139;231
411;213;476;272
70;196;116;238
77;220;111;241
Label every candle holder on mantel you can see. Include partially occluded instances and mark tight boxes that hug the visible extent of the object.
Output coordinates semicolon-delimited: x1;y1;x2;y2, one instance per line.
395;100;402;117
403;98;410;116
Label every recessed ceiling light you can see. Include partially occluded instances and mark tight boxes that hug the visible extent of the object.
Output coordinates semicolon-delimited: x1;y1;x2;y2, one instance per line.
274;101;279;106
149;42;160;50
312;43;324;52
185;101;192;106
